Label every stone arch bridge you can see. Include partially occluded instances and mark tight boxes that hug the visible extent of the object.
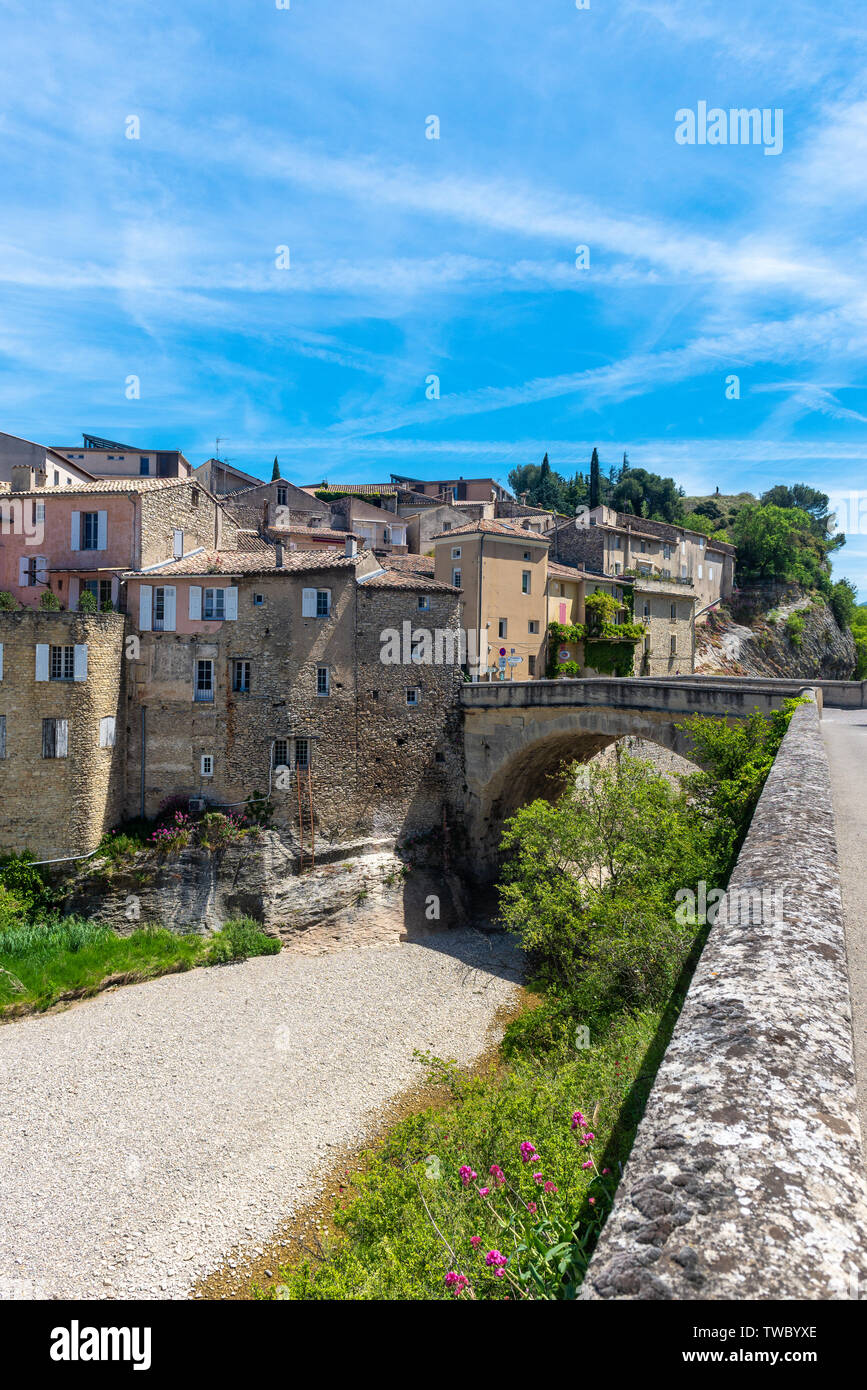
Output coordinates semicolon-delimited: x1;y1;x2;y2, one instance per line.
457;675;858;878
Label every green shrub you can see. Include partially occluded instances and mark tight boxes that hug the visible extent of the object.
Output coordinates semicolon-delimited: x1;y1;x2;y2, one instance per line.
785;611;805;646
0;854;55;916
38;590;60;610
77;589;98;613
206;917;281;964
0;591;19;611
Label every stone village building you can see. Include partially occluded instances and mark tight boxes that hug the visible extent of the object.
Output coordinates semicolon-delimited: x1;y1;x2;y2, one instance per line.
0;469;717;861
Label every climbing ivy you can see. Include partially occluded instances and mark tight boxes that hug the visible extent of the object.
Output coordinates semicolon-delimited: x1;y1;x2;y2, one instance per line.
583;639;637;678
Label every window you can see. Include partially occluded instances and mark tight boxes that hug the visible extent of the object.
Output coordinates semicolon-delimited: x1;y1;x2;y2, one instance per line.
681;563;688;579
528;620;539;634
670;635;677;656
99;716;116;748
191;488;199;507
273;739;289;769
81;512;99;550
253;593;264;606
83;579;112;610
34;501;45;525
697;564;703;580
498;619;507;639
195;659;214;702
708;566;714;582
523;550;531;561
663;544;671;560
316;666;330;696
406;687;420;706
612;535;623;550
451;547;462;559
302;588;331;618
201;754;214;777
42;718;68;758
50;645;75;681
417;595;430;611
521;571;531;594
552;583;560;595
232;659;252;693
699;537;706;550
294;737;310;769
642;602;650;618
442;521;452;531
383;527;391;545
153;587;167;631
276;486;287;506
670;602;677;621
53;470;59;486
139;457;150;476
614;562;622;576
203;588;226;620
639;540;647;553
528;655;536;676
452;568;461;588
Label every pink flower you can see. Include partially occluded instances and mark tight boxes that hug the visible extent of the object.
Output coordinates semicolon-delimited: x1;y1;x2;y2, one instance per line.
444;1270;470;1296
470;1236;481;1248
485;1250;508;1269
589;1197;596;1206
478;1187;490;1198
526;1202;537;1214
544;1182;558;1194
533;1172;544;1185
571;1111;586;1131
519;1142;537;1164
489;1164;505;1185
459;1165;477;1187
582;1160;593;1170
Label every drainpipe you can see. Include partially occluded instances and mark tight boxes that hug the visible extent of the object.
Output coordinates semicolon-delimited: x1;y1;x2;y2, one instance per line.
477;533;484;680
140;705;147;818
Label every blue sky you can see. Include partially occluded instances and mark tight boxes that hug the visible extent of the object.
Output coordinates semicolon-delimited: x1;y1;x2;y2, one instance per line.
2;0;867;593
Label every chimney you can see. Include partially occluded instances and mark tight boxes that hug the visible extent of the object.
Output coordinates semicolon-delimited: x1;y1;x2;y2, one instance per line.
11;464;40;492
275;542;284;568
345;536;358;558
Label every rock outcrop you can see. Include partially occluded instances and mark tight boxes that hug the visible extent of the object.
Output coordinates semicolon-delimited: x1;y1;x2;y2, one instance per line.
696;584;856;680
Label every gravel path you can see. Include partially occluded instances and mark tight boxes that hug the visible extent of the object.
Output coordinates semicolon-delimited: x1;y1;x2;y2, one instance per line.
0;930;522;1300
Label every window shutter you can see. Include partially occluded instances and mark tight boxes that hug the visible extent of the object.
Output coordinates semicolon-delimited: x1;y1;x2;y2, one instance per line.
36;555;48;584
99;716;116;748
18;556;28;586
68;576;80;610
56;720;68;757
189;586;202;620
173;529;184;559
0;716;5;760
35;644;49;681
42;719;54;758
301;587;317;617
139;585;152;631
162;586;176;631
73;644;88;682
97;511;108;551
70;512;81;551
0;643;3;680
225;586;238;620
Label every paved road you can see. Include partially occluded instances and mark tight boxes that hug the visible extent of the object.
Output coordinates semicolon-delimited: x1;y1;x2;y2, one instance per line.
0;930;521;1301
822;708;867;1157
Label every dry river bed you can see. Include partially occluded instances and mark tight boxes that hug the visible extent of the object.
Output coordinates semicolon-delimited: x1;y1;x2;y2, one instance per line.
0;927;522;1301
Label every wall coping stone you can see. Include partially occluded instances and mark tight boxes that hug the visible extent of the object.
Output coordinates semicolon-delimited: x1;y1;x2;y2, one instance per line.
581;697;867;1299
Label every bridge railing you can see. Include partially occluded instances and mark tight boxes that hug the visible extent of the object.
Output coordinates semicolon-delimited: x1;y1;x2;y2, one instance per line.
580;696;867;1300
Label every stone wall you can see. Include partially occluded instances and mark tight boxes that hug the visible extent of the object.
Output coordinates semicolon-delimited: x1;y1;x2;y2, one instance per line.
139;482;224;568
0;611;126;858
581;698;867;1299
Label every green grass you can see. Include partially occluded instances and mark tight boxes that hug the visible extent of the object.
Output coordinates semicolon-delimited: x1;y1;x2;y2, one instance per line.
256;1004;670;1301
0;915;281;1015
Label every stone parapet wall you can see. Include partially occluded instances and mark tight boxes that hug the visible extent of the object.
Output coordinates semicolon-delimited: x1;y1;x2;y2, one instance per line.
582;697;867;1299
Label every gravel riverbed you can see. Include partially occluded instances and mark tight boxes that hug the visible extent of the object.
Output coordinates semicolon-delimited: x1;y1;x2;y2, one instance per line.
0;929;522;1301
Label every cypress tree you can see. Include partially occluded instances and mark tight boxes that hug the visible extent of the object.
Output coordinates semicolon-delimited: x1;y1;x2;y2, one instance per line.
589;447;600;509
271;456;281;481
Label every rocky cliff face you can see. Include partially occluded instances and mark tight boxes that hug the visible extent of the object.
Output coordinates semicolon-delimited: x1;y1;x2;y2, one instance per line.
696;585;856;680
59;831;475;947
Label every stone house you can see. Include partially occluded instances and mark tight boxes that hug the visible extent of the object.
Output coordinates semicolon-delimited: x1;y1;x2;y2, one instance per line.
0;477;232;613
52;435;193;481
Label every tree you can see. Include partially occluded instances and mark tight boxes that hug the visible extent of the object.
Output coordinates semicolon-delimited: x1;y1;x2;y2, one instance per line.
589;448;601;509
759;483;832;537
271;456;281;481
733;503;832;588
610;466;682;522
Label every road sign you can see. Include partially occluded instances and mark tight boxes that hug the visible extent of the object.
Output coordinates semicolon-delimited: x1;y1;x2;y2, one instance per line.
507;656;523;667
